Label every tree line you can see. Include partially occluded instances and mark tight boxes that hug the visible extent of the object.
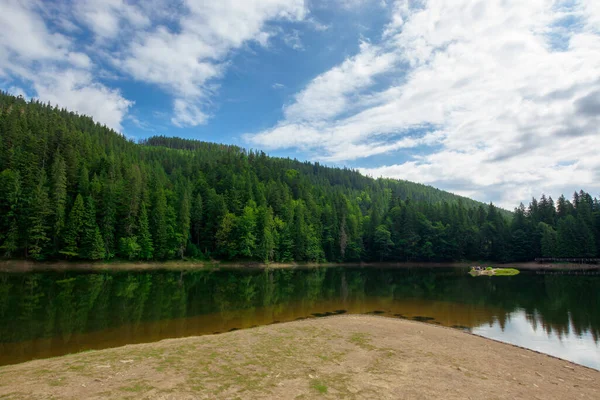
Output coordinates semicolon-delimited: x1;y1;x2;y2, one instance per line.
0;91;598;263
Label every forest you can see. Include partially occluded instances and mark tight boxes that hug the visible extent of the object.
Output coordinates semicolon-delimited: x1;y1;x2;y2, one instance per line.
0;91;599;263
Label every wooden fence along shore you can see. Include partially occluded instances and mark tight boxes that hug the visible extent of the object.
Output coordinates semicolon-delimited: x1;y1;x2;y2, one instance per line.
535;270;600;275
534;258;600;264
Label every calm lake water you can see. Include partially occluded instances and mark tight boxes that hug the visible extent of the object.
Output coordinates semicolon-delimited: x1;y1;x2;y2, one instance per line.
1;267;599;369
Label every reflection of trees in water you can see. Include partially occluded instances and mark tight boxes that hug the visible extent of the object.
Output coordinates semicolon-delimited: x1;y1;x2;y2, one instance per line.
0;268;598;344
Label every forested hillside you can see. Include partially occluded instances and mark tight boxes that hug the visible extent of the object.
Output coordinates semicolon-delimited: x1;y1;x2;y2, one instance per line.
0;92;598;263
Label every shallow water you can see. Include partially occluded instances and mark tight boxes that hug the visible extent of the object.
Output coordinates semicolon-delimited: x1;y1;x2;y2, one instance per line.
0;267;599;369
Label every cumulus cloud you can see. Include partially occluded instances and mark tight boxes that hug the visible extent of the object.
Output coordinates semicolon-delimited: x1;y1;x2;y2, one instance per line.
115;0;308;126
74;0;150;40
0;0;132;131
247;0;600;207
0;0;309;129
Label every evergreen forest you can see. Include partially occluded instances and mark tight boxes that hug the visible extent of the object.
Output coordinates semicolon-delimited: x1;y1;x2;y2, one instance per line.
1;92;599;263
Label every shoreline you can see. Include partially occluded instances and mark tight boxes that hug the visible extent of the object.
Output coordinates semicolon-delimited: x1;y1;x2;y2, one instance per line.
1;259;599;272
1;315;597;399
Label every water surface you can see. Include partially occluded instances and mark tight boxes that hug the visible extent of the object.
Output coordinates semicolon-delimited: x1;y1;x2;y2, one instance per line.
1;267;598;369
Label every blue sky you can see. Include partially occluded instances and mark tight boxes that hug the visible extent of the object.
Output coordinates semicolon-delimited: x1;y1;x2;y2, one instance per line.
1;0;599;208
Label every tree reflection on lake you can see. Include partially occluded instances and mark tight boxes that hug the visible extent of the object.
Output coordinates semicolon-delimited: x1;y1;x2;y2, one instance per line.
0;267;599;368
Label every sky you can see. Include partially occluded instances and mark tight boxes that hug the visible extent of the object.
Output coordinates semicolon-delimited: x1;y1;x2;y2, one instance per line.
1;0;599;209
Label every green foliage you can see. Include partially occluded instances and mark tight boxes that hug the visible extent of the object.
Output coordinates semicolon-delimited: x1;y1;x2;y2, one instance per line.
0;92;598;262
28;171;51;260
138;202;154;260
82;196;104;260
493;268;520;276
60;194;85;258
310;380;328;394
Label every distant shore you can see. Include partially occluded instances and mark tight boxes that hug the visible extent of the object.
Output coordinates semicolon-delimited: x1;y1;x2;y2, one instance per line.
0;315;598;399
1;259;598;272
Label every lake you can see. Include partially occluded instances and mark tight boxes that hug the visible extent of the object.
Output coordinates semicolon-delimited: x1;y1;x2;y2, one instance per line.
1;267;599;369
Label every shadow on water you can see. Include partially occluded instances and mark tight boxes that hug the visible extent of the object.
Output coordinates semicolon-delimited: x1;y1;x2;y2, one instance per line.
412;316;435;322
0;267;599;368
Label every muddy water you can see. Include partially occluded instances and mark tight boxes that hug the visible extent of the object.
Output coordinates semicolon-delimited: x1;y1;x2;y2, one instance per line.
1;267;599;369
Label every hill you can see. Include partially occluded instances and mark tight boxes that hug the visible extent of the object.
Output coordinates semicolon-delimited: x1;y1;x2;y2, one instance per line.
0;91;597;262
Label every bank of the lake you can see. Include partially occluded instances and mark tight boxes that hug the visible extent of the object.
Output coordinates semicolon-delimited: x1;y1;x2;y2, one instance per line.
0;315;597;399
2;259;599;272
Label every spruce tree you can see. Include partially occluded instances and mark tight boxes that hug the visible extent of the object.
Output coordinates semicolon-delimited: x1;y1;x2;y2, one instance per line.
191;193;203;246
138;202;154;259
0;170;22;257
82;196;105;259
27;170;51;260
177;187;191;258
50;152;67;252
152;188;168;259
88;227;106;260
60;194;85;257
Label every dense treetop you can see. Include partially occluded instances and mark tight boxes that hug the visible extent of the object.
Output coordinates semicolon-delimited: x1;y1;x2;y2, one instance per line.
0;92;598;262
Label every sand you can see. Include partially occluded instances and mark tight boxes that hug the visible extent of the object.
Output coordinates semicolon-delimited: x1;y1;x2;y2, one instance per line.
0;315;598;399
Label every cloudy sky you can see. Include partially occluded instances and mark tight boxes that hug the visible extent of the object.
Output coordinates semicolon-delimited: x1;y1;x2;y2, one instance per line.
1;0;599;209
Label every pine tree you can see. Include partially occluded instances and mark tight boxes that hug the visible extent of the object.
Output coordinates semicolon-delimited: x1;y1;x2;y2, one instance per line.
216;212;237;259
258;206;276;263
238;201;257;258
177;187;191;258
539;222;557;258
88;227;106;260
60;194;85;257
152;188;169;259
78;165;89;197
81;196;105;259
0;170;22;257
191;193;203;246
374;225;393;261
138;202;154;259
556;195;570;219
50;152;67;252
27;170;51;260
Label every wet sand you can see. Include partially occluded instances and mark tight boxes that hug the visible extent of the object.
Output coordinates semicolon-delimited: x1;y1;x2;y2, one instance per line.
0;315;598;399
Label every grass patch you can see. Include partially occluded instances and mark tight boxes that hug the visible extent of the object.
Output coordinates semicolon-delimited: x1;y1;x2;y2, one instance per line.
119;383;151;392
67;364;86;372
469;267;520;277
349;332;375;350
494;268;520;276
47;379;67;387
310;379;328;394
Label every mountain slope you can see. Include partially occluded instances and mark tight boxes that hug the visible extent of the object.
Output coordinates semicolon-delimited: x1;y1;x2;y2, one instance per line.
3;91;595;263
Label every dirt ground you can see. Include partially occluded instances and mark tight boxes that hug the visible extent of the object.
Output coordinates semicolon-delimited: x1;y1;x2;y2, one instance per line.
0;316;598;399
1;259;598;272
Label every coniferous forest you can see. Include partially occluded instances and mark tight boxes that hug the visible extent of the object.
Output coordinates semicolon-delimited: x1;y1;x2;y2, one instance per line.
0;92;599;263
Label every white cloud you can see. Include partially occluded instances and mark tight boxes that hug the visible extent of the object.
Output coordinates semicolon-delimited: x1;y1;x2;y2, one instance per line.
284;41;398;122
247;0;600;207
171;99;209;127
1;0;309;129
33;69;132;132
115;0;308;127
7;86;27;99
74;0;150;39
0;0;132;131
283;29;304;50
